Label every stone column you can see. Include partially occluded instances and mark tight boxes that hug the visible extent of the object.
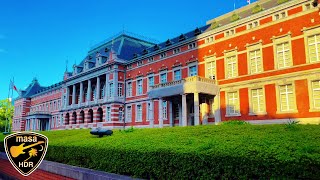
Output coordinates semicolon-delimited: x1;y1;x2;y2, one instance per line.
169;101;173;127
96;76;101;102
104;74;109;102
182;94;187;127
158;98;163;128
79;82;83;106
114;71;118;98
87;79;92;104
178;103;182;126
72;84;76;106
194;92;200;126
214;93;221;124
66;87;70;107
149;100;154;128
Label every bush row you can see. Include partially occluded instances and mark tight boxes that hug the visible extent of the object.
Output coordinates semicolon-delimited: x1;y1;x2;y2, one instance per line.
1;125;320;179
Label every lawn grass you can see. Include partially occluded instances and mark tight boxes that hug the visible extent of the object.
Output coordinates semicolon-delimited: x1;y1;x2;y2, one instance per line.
1;124;320;179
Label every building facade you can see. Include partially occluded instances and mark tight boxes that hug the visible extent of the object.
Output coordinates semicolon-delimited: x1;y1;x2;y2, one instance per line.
12;0;320;131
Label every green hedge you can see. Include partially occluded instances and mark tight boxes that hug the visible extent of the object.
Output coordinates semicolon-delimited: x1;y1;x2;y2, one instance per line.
1;125;320;179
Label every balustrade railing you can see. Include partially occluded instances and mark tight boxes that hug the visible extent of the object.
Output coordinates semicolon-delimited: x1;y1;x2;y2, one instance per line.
27;111;51;116
150;76;215;90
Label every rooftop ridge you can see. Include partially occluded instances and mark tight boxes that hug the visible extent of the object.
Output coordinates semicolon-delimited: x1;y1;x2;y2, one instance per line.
89;31;159;52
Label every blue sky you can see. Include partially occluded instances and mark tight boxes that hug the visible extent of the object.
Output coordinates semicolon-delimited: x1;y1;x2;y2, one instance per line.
0;0;255;100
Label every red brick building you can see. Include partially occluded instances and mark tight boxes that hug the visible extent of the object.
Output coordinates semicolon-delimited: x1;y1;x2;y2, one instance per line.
12;0;320;131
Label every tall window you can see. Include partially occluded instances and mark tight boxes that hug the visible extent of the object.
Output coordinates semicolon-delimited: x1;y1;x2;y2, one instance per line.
137;79;143;95
119;108;123;122
162;101;167;119
226;55;238;78
126;106;132;122
160;73;167;84
279;84;295;111
249;49;263;74
189;66;197;77
276;42;292;69
118;84;123;97
136;105;142;122
311;80;320;109
174;69;181;81
109;83;114;97
101;84;105;99
107;107;111;122
308;34;320;63
127;82;132;97
227;91;240;115
174;105;179;119
148;76;154;89
206;61;216;79
251;88;265;113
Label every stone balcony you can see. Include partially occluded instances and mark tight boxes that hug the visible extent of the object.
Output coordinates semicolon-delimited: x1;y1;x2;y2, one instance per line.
148;76;219;99
27;111;52;119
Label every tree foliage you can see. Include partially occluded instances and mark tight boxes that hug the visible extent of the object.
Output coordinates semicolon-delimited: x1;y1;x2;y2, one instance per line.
0;99;14;132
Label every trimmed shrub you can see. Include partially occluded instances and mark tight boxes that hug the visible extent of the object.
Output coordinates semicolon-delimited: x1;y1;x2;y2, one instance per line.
1;125;320;179
221;120;250;125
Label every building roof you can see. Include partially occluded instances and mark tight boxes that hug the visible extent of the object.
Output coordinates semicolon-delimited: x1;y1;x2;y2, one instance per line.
206;0;286;26
15;78;63;100
131;25;211;60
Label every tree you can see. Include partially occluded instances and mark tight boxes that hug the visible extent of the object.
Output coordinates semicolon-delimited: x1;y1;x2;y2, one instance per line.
0;99;14;132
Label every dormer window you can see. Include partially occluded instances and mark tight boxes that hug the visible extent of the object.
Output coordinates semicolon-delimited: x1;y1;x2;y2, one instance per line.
179;34;186;42
148;57;154;62
154;45;160;51
165;39;172;47
105;48;109;53
173;48;181;54
160;52;167;59
84;60;89;71
137;61;143;67
73;65;77;75
188;42;197;49
142;49;148;55
194;28;201;36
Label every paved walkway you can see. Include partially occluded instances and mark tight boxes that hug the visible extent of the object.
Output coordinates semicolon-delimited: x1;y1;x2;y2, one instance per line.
0;159;74;180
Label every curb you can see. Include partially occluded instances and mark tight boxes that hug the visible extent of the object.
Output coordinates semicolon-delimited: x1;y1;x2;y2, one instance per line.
0;153;136;180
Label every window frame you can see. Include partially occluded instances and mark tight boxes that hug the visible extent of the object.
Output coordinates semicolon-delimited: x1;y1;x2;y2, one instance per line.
247;43;264;74
136;78;143;95
272;34;293;70
136;104;143;122
225;90;241;117
303;26;320;64
126;81;133;97
308;78;320;112
205;56;216;79
126;105;132;122
173;67;182;81
224;50;238;79
275;82;298;114
160;71;167;84
188;65;198;77
147;74;154;91
248;87;267;115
